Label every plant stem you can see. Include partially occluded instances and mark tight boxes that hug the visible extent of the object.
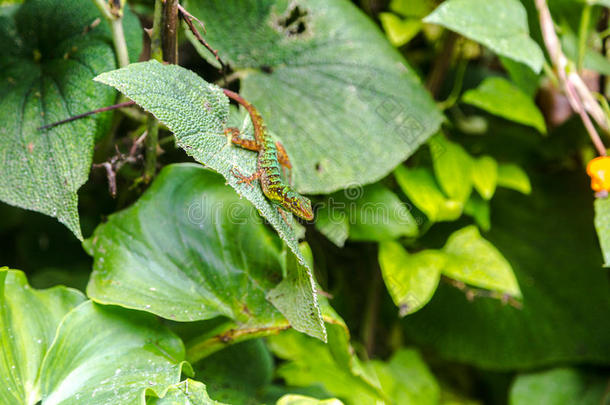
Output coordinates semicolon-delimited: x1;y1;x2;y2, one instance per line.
144;112;159;182
150;0;163;62
577;3;592;72
92;0;129;67
536;0;607;156
162;0;179;64
111;18;129;67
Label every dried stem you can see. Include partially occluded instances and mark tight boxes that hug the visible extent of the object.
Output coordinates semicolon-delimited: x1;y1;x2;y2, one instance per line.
535;0;607;156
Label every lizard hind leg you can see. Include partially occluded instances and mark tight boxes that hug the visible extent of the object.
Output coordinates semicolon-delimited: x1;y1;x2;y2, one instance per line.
225;127;260;152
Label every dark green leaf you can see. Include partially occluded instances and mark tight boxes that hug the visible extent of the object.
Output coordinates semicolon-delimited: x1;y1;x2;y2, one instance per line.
424;0;544;72
0;0;141;239
184;0;442;193
193;340;273;404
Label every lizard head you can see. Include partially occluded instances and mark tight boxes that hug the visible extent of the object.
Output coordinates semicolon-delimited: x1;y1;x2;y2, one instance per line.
283;191;314;221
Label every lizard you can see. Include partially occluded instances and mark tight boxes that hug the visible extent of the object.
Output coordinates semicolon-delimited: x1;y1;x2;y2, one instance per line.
222;89;314;221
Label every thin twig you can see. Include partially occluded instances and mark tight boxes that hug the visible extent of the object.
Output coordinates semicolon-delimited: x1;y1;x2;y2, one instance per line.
442;277;523;309
178;4;226;73
38;101;135;130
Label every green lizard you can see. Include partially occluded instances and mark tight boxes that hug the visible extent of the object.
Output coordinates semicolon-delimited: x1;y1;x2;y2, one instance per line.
223;89;314;221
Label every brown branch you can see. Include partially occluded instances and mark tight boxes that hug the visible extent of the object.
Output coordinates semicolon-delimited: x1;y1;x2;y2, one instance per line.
161;0;179;64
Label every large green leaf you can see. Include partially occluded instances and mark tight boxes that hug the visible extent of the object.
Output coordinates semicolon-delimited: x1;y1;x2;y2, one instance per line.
442;226;521;297
509;368;608;405
0;0;141;240
40;301;188;405
462;78;547;134
378;242;444;316
424;0;544;73
403;170;610;368
0;268;84;405
95;62;321;321
85;164;325;342
184;0;442;193
593;197;610;267
0;269;187;405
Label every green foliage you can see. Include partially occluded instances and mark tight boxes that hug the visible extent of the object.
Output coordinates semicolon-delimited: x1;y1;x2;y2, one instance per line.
85;164;324;341
462;78;547;134
2;0;609;403
403;171;610;368
424;0;544;72
184;0;443;193
0;0;141;239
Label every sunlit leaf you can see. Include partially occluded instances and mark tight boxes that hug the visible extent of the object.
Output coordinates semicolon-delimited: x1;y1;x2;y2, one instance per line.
0;268;84;405
462;78;546;134
497;163;531;194
424;0;544;72
394;166;463;222
471;156;498;200
443;226;521;297
378;242;444;316
429;135;474;203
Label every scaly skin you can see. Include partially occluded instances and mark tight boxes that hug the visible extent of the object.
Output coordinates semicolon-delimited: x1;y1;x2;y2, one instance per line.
223;89;314;221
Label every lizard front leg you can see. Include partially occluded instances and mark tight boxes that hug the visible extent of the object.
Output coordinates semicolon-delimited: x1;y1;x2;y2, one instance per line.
231;167;261;188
